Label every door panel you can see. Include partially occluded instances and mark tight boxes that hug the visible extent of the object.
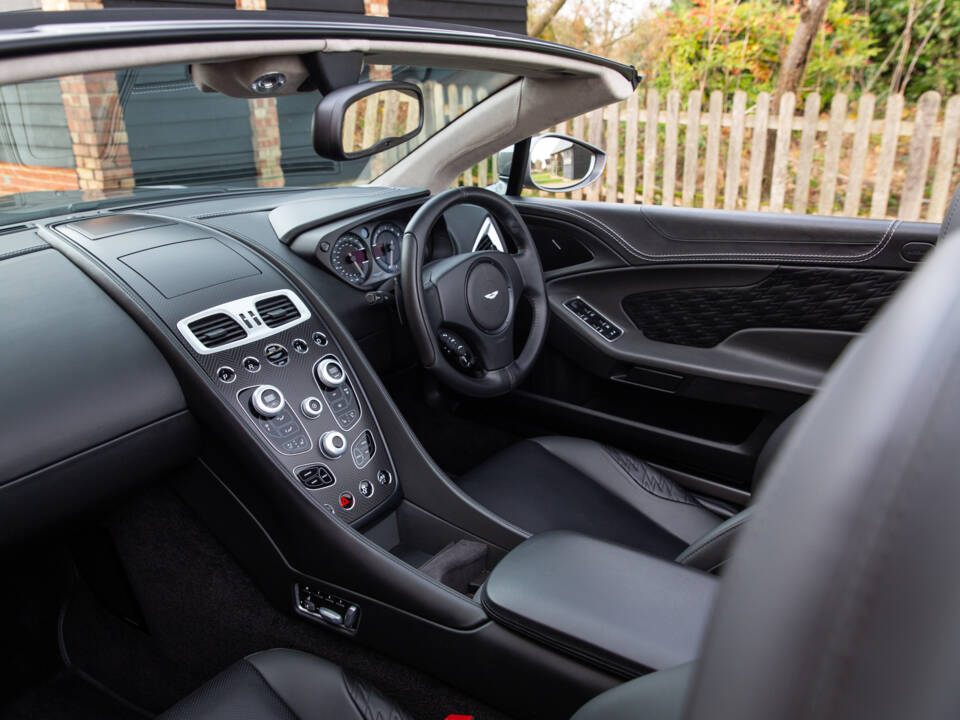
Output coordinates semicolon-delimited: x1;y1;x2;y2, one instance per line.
503;198;939;499
520;199;935;269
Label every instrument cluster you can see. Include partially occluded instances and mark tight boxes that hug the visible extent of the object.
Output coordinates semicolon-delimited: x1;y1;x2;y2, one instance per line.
328;221;403;287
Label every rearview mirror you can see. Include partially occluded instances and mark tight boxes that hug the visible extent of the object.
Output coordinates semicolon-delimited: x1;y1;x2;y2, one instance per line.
313;81;423;161
526;134;605;193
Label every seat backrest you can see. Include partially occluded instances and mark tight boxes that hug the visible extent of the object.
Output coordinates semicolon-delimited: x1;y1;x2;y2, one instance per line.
683;224;960;719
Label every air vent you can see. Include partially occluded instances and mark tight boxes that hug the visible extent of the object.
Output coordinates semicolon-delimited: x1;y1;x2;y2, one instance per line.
187;313;247;349
177;290;310;355
255;294;301;328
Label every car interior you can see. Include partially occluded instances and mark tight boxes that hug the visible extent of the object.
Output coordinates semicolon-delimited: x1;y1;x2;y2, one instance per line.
2;9;959;720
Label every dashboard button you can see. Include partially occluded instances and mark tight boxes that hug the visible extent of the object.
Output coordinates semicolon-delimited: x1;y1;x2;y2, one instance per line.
339;492;355;510
280;434;309;453
316;358;346;388
217;366;236;383
297;464;335;489
264;343;289;367
251;385;285;417
312;331;328;347
242;356;261;373
320;430;347;459
359;480;374;498
351;430;375;468
301;396;323;419
292;338;309;354
377;469;392;486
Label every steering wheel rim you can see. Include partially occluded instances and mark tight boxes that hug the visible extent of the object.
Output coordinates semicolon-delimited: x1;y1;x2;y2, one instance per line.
400;187;549;397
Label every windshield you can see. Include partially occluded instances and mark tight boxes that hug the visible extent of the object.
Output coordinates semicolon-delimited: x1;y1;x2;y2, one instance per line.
0;62;514;223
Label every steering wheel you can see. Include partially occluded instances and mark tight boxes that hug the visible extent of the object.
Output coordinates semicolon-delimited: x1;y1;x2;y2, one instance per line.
400;187;549;397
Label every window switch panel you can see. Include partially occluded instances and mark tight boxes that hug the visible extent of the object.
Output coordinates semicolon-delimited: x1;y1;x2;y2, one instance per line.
564;297;623;341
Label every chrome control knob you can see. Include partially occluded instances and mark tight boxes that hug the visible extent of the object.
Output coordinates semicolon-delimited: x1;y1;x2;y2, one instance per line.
320;430;347;459
316;358;346;388
250;384;285;417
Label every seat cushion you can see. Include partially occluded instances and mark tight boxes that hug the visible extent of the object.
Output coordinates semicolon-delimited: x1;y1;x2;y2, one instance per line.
158;649;413;720
455;437;720;558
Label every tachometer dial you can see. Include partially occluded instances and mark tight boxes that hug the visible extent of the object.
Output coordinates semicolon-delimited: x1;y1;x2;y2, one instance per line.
330;233;371;284
372;222;403;274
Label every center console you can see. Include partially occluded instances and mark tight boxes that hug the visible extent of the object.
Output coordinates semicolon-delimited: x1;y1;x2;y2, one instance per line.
54;214;399;526
179;289;397;522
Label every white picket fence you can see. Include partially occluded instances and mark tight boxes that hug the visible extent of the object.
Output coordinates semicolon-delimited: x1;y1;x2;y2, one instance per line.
458;88;960;222
347;82;959;221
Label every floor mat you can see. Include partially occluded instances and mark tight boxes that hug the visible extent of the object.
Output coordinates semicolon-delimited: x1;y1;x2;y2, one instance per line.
0;671;146;720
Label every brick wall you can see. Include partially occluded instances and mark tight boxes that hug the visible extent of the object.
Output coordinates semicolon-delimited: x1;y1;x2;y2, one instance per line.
249;97;285;187
364;0;389;16
0;163;79;194
59;72;134;196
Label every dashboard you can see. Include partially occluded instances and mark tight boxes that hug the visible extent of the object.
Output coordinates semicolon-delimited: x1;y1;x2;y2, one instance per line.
0;184;520;543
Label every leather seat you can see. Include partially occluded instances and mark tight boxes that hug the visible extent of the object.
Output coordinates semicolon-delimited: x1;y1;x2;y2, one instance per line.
454;411;799;570
158;649;411;720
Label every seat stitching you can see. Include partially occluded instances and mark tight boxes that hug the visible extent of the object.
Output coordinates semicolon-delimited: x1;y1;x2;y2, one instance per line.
677;513;750;564
243;660;302;720
600;445;701;506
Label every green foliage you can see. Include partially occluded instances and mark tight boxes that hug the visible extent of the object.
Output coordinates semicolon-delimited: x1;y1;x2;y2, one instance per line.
639;0;875;104
853;0;960;100
532;0;959;103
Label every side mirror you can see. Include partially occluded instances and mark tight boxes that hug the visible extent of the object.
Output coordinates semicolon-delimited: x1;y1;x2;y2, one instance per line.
526;134;605;193
497;146;514;185
313;81;423;161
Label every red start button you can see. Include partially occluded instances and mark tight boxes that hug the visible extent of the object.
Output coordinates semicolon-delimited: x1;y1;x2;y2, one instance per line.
339;492;355;510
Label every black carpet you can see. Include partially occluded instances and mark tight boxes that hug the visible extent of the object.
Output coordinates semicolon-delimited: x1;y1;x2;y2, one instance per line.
0;671;145;720
59;487;512;720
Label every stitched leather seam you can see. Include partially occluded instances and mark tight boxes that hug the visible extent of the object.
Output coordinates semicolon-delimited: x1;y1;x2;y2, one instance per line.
677;514;749;565
602;445;701;507
520;202;901;264
0;242;48;262
535;203;898;261
341;669;370;720
243;660;301;720
480;591;645;678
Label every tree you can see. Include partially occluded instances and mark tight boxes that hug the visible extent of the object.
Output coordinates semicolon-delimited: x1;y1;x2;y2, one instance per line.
860;0;959;100
773;0;831;103
639;0;872;103
762;0;830;193
528;0;570;37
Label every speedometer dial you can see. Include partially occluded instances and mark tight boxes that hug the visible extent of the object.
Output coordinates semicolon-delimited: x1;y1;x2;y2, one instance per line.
372;222;403;274
330;233;371;284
